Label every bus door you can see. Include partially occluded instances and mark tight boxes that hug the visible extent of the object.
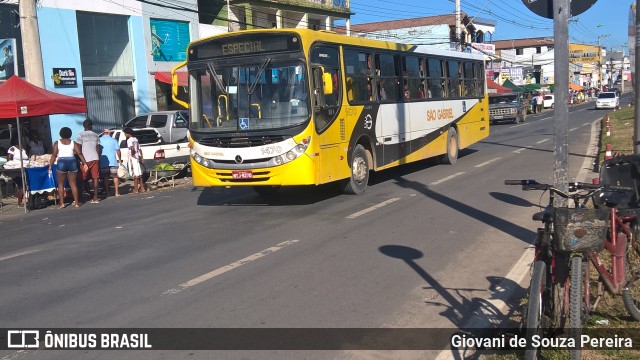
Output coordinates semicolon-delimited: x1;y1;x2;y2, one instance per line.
376;53;409;164
310;45;342;184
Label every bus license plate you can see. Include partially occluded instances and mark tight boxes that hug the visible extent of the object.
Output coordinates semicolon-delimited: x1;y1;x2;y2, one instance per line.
232;170;253;179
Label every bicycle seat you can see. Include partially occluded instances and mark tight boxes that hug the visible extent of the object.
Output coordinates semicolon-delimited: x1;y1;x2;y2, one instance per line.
533;206;553;222
599;155;640;209
599;191;632;208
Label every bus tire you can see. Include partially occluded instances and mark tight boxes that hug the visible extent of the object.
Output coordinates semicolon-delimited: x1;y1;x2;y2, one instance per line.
253;186;280;196
343;144;370;195
441;127;458;165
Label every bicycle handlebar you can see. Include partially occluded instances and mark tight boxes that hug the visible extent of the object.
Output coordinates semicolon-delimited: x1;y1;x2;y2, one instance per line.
504;180;634;193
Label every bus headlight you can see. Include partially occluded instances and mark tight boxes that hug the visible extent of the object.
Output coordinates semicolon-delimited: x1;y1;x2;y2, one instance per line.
193;153;202;163
274;156;283;165
202;159;210;167
286;151;296;161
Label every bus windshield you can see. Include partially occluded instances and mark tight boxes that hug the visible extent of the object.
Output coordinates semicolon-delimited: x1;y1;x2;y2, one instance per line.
191;60;310;133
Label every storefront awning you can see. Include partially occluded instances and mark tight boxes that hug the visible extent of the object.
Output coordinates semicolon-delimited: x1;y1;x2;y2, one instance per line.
154;72;187;87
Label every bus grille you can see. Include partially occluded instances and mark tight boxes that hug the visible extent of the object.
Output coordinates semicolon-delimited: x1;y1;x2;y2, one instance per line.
199;135;288;148
489;108;515;116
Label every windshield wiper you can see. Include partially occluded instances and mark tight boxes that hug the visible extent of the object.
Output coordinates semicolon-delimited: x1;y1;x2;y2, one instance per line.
208;63;227;95
247;59;271;95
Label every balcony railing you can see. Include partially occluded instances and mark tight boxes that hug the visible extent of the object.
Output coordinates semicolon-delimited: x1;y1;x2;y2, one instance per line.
306;0;349;8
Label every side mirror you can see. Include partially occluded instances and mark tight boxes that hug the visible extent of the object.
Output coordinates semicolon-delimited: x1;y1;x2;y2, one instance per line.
322;71;333;95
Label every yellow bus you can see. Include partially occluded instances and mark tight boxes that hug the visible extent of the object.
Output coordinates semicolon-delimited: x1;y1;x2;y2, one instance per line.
173;29;489;194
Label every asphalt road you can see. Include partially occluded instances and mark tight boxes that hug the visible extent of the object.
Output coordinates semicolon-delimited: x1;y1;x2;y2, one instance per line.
0;96;626;360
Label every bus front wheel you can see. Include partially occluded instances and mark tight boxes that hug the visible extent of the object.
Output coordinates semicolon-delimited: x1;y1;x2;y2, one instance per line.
440;127;458;165
343;144;370;195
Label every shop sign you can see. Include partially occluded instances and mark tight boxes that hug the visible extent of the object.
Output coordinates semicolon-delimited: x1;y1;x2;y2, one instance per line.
53;68;77;88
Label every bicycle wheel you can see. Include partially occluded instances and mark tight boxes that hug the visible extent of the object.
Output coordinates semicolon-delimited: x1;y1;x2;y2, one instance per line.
622;234;640;321
525;261;546;360
569;256;584;360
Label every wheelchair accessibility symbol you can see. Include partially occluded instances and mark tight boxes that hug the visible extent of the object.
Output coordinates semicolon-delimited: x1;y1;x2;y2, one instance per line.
239;118;249;130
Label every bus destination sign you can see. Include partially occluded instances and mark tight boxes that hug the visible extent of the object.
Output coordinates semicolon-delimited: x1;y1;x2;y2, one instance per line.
191;34;301;60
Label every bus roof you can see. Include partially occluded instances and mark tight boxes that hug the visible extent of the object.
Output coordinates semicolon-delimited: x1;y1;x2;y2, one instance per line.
189;28;485;61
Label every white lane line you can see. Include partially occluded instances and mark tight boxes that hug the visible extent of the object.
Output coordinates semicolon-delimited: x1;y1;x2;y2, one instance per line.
474;157;502;168
0;249;40;262
429;172;466;186
163;240;299;295
535;138;549;144
513;145;533;154
569;127;579;131
346;198;401;219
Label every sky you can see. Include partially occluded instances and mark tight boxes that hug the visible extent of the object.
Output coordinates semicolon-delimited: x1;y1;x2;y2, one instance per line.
344;0;632;54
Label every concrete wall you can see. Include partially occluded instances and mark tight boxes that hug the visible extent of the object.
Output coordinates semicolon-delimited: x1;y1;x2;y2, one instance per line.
38;7;86;142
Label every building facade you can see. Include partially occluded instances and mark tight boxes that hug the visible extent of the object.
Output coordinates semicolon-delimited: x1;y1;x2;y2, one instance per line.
343;14;495;52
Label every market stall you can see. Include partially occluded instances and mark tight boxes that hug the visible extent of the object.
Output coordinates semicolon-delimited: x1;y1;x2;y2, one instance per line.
0;75;87;212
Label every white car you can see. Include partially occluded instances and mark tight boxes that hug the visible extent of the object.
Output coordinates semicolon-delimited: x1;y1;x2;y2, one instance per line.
595;92;619;110
543;94;554;109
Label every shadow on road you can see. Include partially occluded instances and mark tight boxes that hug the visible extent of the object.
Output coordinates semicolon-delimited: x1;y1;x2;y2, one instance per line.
393;177;536;244
489;191;539;208
379;244;526;359
196;183;342;206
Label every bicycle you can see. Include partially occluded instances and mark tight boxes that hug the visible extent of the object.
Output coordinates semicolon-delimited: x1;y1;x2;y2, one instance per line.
504;179;639;360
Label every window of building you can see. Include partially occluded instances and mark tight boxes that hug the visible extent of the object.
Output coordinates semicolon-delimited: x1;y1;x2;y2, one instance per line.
77;12;133;77
516;48;523;56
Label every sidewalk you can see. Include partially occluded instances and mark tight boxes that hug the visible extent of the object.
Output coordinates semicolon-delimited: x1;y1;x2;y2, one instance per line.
0;177;192;220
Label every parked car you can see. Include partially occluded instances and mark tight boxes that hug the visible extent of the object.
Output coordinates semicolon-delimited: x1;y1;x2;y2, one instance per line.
106;127;190;171
595;91;619;110
543;94;554;109
124;110;189;144
488;93;526;124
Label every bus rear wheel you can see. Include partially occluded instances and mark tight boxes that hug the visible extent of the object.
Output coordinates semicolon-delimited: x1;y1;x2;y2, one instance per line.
440;127;458;165
343;144;370;195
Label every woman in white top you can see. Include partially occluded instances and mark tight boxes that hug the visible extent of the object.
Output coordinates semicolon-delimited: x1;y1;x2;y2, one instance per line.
7;137;28;206
48;127;88;208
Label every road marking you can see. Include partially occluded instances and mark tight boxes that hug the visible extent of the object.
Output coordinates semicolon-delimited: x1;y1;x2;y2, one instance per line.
508;123;530;128
513;145;533;154
346;198;401;219
163;240;299;295
474;157;502;168
429;172;466;186
0;249;40;262
569;127;579;131
535;138;549;144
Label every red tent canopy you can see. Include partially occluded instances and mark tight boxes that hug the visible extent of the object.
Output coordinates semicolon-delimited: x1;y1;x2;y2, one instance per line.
154;71;187;87
486;78;511;94
0;75;86;118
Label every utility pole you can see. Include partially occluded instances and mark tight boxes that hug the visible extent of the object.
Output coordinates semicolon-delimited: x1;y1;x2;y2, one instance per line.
597;34;610;89
634;1;640;154
553;0;570;200
19;0;44;87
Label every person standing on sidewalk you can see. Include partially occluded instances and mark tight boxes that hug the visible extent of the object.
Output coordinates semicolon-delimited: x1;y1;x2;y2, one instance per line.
99;129;122;197
123;127;146;194
49;127;88;208
76;119;101;203
535;93;543;114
